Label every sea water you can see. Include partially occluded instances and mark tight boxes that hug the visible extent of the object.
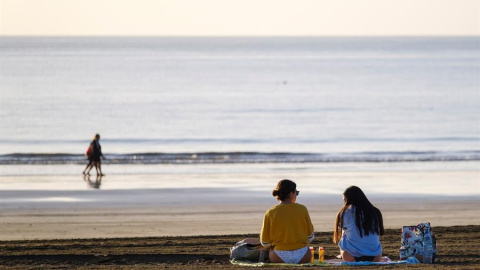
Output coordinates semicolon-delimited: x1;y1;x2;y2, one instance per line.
0;37;479;172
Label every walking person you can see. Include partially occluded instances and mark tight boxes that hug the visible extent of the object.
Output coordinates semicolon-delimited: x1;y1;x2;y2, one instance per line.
82;134;105;176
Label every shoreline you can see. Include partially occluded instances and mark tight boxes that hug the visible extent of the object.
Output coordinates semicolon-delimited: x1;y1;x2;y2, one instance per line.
0;164;478;240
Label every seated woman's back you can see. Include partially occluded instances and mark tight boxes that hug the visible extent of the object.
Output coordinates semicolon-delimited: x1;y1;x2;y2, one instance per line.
334;186;384;262
260;179;314;264
262;203;312;251
339;207;382;257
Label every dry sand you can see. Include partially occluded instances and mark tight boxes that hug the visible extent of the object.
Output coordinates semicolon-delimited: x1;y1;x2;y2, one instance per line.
0;225;479;269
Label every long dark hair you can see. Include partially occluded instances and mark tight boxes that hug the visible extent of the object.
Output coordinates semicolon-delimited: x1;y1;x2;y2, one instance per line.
272;179;296;201
333;186;384;243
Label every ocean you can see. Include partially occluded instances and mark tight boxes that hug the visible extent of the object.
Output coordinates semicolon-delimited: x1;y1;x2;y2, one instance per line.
0;37;479;170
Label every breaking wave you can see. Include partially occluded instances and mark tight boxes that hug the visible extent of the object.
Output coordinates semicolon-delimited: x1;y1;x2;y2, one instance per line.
1;151;479;165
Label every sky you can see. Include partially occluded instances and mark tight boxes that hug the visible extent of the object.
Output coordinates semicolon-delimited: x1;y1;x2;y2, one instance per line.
0;0;479;36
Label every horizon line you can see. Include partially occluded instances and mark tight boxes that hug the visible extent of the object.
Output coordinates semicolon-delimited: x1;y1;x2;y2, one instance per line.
1;34;479;38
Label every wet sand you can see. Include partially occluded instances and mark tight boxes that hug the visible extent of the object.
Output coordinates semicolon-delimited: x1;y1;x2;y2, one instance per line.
0;168;479;240
0;188;478;240
0;225;479;269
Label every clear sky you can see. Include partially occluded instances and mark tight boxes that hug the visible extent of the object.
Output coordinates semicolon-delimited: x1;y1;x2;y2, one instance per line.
0;0;479;36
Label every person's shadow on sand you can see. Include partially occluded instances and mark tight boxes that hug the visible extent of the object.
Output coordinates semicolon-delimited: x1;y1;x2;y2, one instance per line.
83;175;102;189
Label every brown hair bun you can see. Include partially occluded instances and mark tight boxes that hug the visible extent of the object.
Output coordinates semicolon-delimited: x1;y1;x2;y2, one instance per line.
272;179;296;201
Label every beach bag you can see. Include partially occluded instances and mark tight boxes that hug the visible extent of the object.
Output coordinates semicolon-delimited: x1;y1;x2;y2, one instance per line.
230;239;269;262
399;222;437;262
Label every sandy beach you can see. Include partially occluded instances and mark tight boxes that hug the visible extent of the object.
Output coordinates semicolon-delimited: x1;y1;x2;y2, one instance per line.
0;164;478;269
0;225;479;269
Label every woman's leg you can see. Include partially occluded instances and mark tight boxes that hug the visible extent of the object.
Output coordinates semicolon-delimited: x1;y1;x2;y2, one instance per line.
83;160;92;174
297;248;312;264
94;161;100;175
98;161;104;176
372;254;382;262
340;249;356;262
268;249;283;263
243;238;260;245
87;164;93;174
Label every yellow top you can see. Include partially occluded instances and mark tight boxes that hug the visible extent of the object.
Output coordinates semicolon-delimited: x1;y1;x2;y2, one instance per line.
260;203;314;251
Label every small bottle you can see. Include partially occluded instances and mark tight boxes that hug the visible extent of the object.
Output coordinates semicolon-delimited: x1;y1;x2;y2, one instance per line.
309;247;314;263
318;247;325;263
423;228;433;263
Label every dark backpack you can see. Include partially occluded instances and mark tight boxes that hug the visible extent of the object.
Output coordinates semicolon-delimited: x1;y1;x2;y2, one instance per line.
230;239;269;262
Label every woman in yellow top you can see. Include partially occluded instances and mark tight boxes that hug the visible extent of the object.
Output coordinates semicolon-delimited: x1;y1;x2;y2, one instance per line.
261;179;315;264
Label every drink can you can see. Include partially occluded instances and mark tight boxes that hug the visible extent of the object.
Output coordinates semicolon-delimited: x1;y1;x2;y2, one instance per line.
318;247;324;263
